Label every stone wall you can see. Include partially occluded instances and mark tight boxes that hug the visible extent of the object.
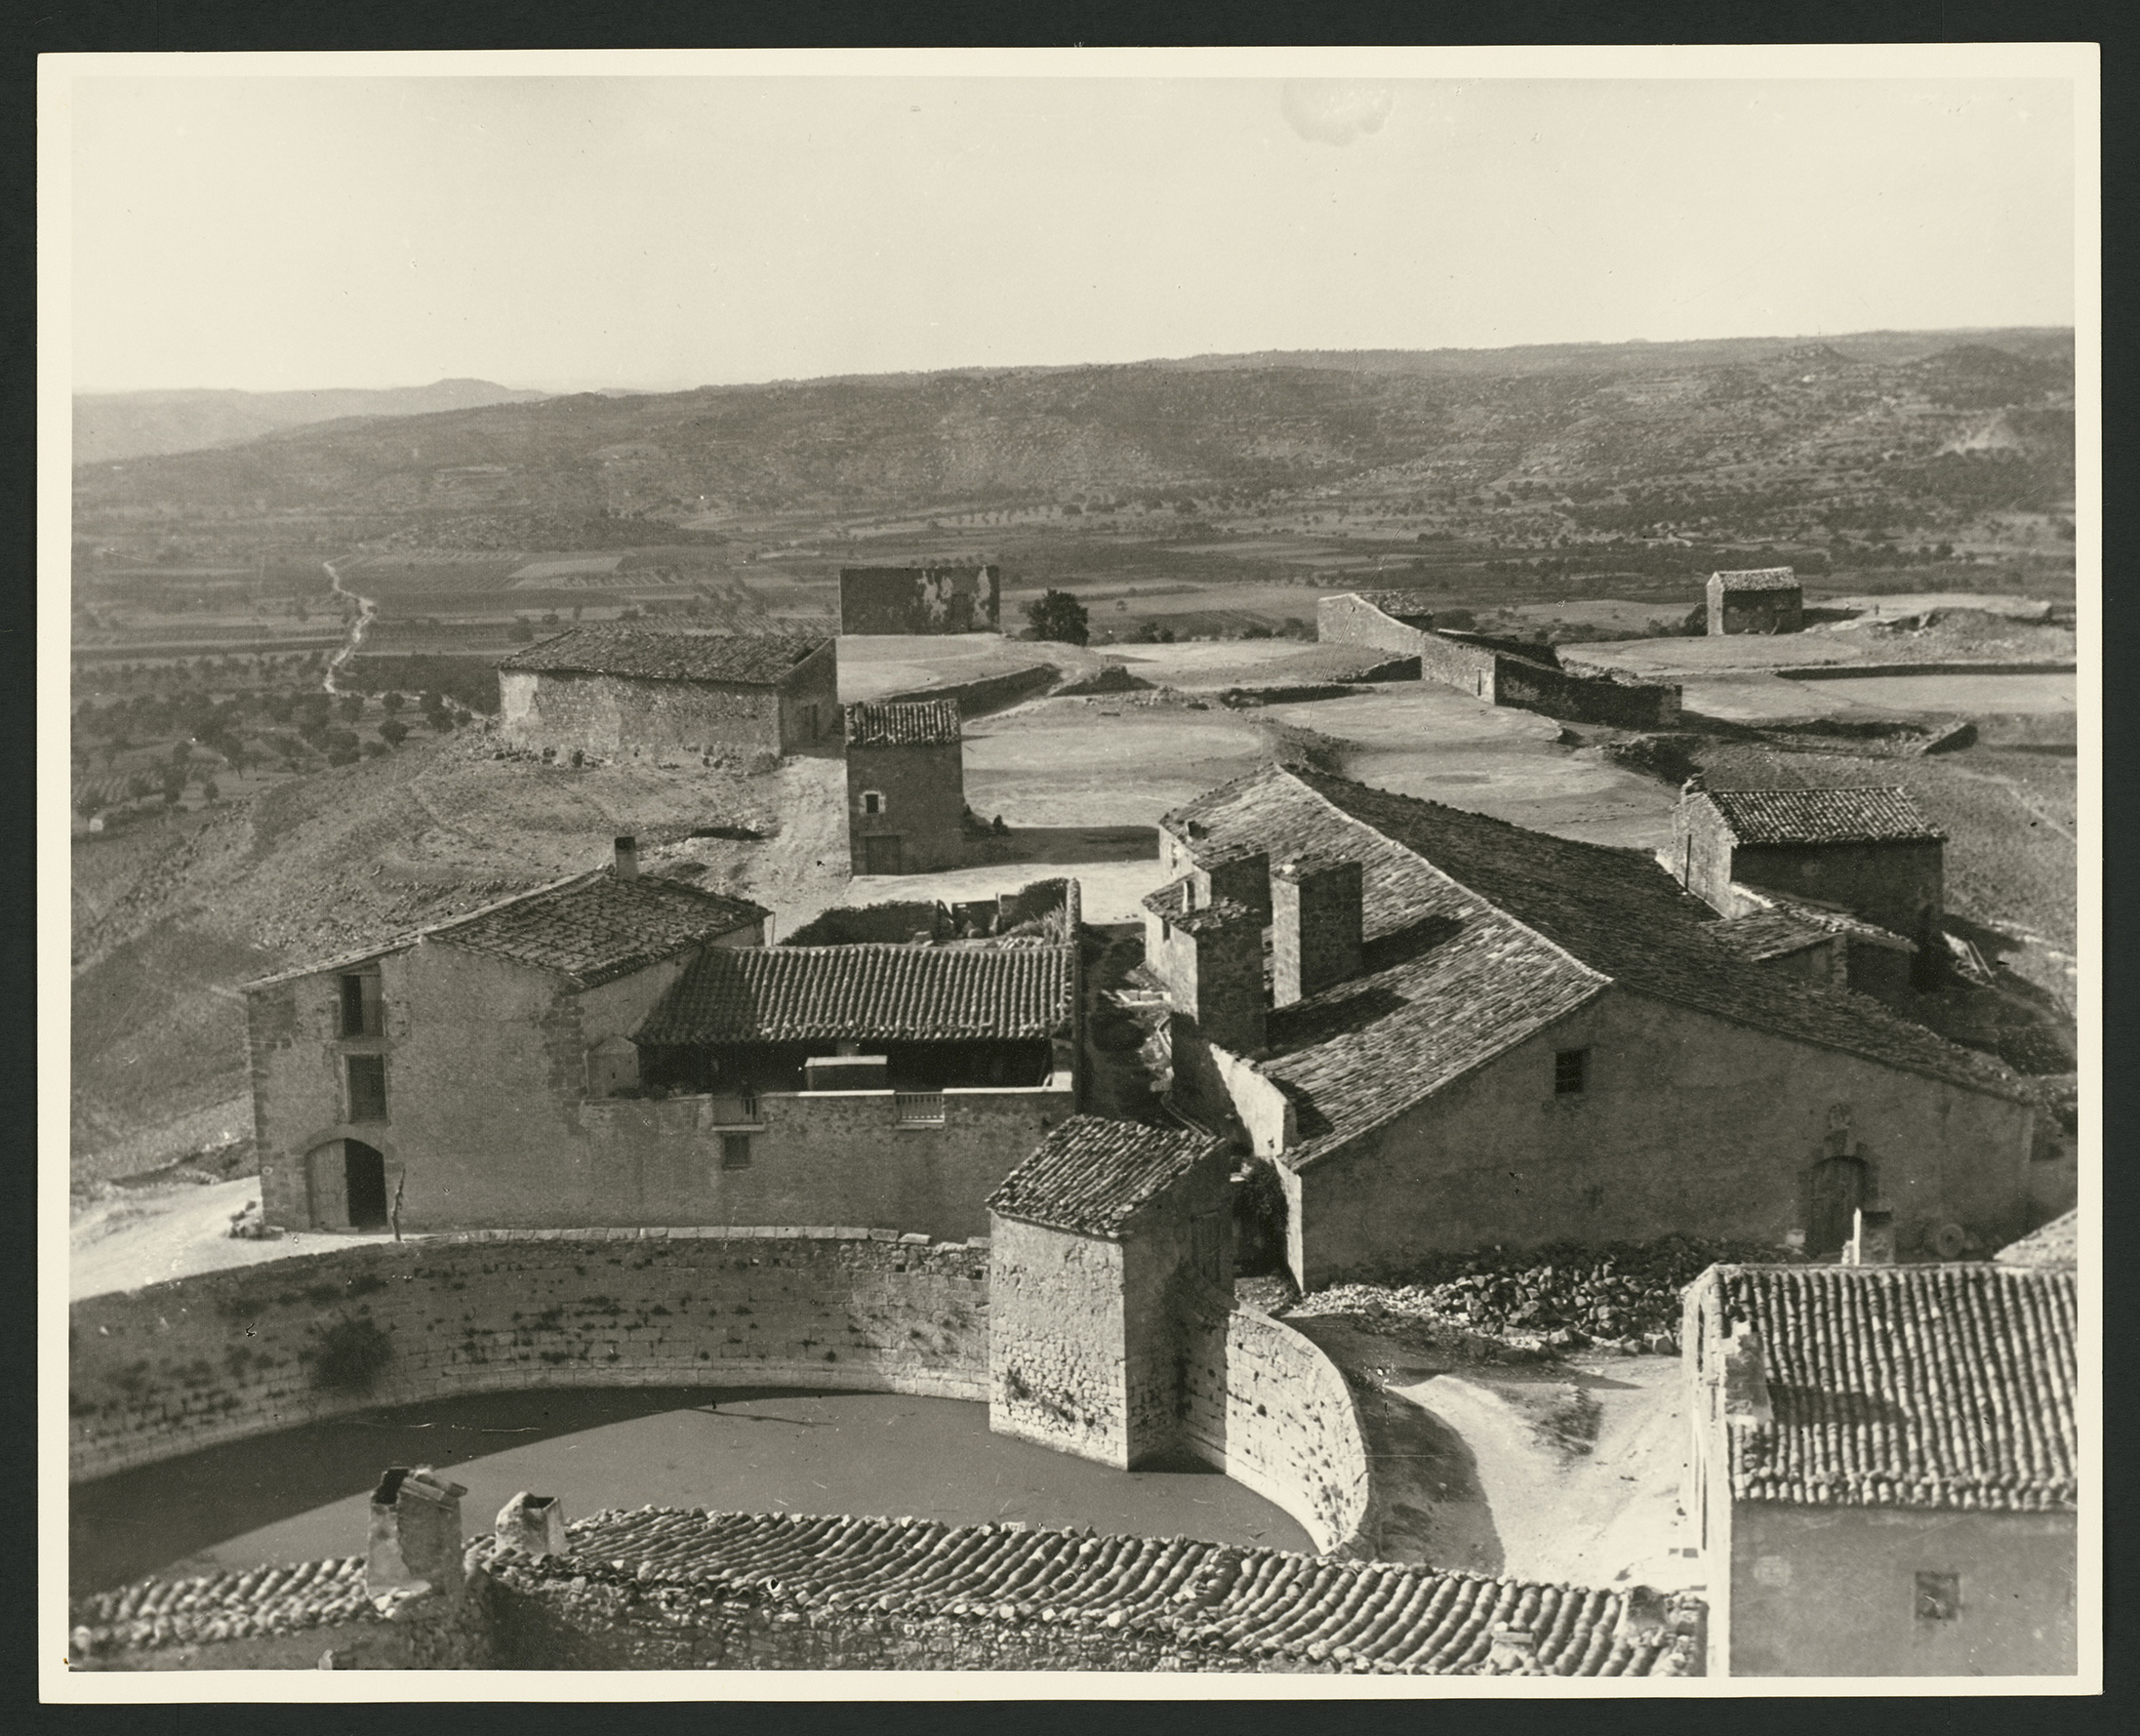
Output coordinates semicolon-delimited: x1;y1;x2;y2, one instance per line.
847;738;966;875
1491;656;1681;729
68;1228;990;1483
987;1216;1129;1465
1179;1296;1371;1556
1286;985;2036;1289
840;566;1001;635
873;661;1059;718
1729;840;1945;949
497;647;839;761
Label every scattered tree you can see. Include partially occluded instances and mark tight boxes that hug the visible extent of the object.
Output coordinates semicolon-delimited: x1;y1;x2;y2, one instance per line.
379;719;409;748
1024;588;1090;647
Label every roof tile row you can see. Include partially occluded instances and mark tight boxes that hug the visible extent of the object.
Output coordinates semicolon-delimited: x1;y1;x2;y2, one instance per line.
497;626;831;685
988;1115;1221;1237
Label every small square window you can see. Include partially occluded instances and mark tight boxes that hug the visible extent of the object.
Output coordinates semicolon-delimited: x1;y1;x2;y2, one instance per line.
720;1132;752;1171
1915;1571;1961;1622
1555;1048;1588;1095
862;790;884;816
346;1054;388;1122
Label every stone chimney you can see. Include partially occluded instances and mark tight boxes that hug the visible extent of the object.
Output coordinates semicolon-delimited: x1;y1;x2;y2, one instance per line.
494;1490;569;1558
613;834;638;881
1191;847;1271;924
365;1465;469;1598
1177;899;1266;1056
1272;856;1364;1007
1845;1207;1897;1266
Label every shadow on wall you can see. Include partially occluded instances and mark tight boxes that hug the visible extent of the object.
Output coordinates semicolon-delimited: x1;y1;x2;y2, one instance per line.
70;1387;844;1595
961;826;1158;867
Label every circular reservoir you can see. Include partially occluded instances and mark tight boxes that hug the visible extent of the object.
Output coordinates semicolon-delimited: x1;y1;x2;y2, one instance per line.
72;1387;1312;1595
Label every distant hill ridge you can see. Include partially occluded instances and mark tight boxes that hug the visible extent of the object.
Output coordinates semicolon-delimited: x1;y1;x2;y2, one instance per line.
73;378;549;464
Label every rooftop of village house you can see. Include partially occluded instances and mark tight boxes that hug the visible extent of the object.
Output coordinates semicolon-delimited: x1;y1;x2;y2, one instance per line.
1996;1209;2078;1269
495;626;833;684
1156;766;2026;1168
1697;1262;2077;1513
243;868;772;992
1697;785;1947;847
635;940;1076;1046
844;698;963;749
988;1114;1222;1238
1709;567;1801;591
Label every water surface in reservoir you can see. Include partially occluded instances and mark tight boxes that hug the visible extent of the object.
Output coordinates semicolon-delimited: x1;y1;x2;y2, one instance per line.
73;1387;1312;1594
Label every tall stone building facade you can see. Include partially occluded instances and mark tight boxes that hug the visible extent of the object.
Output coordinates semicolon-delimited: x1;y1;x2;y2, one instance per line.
840;565;1001;635
845;699;966;876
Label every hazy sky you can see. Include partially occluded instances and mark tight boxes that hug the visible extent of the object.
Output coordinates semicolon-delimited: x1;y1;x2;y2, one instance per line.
63;71;2079;394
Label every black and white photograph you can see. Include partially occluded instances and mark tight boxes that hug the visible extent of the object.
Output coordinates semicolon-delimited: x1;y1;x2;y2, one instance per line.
41;45;2098;1693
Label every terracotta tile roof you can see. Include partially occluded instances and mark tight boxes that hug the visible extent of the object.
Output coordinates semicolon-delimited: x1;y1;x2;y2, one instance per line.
496;626;831;685
637;942;1075;1045
846;699;962;748
1156;768;2024;1166
71;1556;373;1654
1736;888;1918;949
427;871;771;988
474;1510;1694;1675
1703;1263;2078;1512
1997;1210;2078;1269
988;1115;1221;1236
1702;785;1946;846
1710;567;1800;592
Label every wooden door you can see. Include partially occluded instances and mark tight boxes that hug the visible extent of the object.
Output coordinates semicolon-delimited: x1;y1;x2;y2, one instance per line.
864;834;904;874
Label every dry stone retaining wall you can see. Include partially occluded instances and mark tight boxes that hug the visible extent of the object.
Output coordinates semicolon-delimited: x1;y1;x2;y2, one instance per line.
69;1227;989;1483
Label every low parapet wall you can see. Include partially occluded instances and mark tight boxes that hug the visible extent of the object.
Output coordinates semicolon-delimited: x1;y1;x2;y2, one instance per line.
68;1227;989;1483
1316;594;1679;727
874;662;1059;717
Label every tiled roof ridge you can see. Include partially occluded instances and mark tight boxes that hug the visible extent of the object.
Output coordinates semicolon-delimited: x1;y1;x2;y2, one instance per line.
1700;785;1947;846
465;1509;1690;1675
1711;567;1799;589
988;1113;1221;1236
846;697;964;747
496;626;832;682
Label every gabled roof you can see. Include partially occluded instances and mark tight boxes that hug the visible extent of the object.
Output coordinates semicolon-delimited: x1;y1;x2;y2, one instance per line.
636;942;1074;1045
1705;909;1837;965
988;1115;1220;1237
1710;567;1800;592
1701;785;1946;847
242;870;770;992
424;872;771;987
1157;767;2026;1167
496;626;831;685
1734;887;1918;950
1997;1209;2078;1269
1698;1263;2077;1512
846;698;962;748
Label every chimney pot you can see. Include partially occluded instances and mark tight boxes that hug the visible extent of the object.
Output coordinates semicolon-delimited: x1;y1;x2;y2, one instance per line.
613;835;638;880
1845;1207;1896;1266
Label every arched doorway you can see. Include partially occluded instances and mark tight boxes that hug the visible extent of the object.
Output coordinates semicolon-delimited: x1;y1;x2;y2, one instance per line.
1807;1155;1867;1260
343;1140;389;1231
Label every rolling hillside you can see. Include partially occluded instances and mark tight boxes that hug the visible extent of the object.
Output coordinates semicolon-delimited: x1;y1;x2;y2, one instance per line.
74;378;550;465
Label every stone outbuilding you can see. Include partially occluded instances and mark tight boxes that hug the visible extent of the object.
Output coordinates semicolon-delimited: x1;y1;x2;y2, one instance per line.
496;626;839;761
1682;1258;2077;1676
845;698;966;876
1151;765;2035;1288
987;1115;1232;1469
1674;783;1946;971
1707;568;1804;635
839;565;1001;634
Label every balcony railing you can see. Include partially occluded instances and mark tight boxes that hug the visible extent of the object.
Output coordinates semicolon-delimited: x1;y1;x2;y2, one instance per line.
894;1092;947;1127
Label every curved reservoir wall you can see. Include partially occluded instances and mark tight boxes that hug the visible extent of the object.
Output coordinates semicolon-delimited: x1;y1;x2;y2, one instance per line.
69;1228;989;1483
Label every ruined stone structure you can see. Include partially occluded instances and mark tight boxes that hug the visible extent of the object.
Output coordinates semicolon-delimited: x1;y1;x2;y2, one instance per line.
1707;568;1804;635
1316;591;1680;728
987;1116;1232;1468
844;698;965;876
839;564;1001;635
496;627;839;760
1152;766;2036;1288
246;844;1077;1243
1682;1258;2076;1675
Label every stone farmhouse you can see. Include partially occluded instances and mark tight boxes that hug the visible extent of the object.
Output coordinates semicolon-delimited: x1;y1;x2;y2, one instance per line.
988;1116;1232;1468
1707;568;1804;635
1316;591;1681;729
246;842;1078;1242
840;564;1001;635
496;627;840;761
1145;765;2036;1288
1674;782;1946;996
846;698;966;876
1682;1251;2076;1675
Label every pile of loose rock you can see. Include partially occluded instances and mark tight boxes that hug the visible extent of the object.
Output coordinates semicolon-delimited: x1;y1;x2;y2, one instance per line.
1291;1235;1804;1356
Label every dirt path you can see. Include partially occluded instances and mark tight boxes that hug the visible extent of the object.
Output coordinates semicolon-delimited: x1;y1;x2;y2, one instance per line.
70;1178;411;1300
